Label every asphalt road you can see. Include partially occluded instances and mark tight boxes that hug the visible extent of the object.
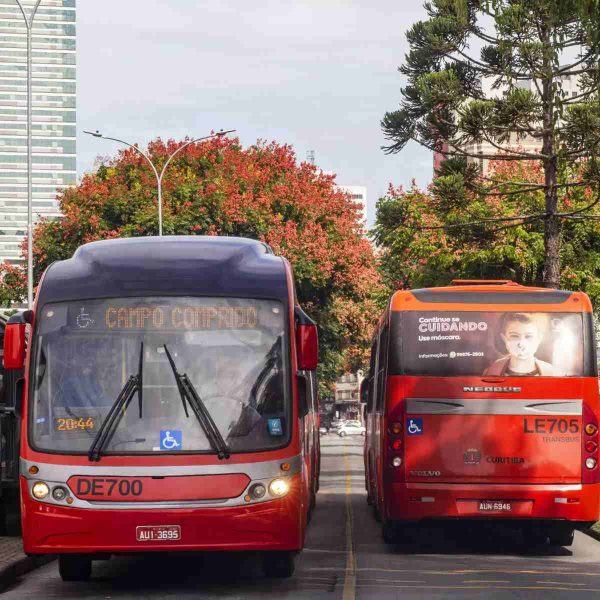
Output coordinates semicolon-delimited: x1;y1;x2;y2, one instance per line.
5;435;600;598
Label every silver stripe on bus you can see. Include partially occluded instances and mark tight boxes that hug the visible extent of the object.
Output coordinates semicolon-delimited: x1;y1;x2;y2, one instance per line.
406;398;582;416
20;455;302;510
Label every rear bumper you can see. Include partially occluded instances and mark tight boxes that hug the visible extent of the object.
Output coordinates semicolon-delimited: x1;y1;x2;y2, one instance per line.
22;481;304;555
385;482;600;523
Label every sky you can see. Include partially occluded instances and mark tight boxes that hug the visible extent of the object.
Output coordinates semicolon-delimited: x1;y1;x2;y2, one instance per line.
77;0;432;226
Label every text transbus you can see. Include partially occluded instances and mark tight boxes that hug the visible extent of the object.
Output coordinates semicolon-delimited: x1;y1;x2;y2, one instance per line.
3;236;320;580
363;280;599;546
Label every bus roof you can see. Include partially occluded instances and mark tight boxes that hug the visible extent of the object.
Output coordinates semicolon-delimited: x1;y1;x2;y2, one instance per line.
37;236;289;306
390;281;593;313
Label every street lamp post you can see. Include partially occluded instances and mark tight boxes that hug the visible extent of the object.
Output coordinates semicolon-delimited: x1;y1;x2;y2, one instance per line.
15;0;43;308
84;130;235;236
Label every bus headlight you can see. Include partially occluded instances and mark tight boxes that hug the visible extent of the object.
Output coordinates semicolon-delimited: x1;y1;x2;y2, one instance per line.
586;458;597;469
269;478;289;497
32;482;49;499
249;483;267;499
52;486;68;502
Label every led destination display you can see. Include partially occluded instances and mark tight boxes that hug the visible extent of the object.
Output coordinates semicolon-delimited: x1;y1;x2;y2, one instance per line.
104;305;258;331
66;302;263;332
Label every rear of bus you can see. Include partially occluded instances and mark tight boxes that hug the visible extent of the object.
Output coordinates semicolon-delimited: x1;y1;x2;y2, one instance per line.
377;281;600;545
3;237;319;580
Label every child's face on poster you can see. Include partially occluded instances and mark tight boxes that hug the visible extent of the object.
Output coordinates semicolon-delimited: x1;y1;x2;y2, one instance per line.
500;320;542;361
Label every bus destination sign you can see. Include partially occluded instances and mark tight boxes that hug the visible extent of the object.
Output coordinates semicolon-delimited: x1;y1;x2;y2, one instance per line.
69;304;260;332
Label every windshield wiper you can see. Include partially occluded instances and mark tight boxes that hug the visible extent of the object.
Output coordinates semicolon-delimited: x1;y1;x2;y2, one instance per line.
88;343;144;462
163;344;230;460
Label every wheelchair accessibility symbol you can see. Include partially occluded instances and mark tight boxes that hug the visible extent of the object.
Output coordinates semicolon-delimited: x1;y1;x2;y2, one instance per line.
406;418;423;436
160;430;182;450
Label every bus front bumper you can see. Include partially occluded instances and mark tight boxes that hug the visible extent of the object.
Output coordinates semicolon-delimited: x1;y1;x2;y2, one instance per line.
21;479;304;555
385;482;600;523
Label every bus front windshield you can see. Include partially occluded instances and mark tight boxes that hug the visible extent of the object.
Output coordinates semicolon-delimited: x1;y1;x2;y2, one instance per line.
31;297;290;455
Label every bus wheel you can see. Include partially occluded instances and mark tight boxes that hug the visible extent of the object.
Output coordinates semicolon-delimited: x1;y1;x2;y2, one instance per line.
59;555;92;582
523;529;548;548
548;526;575;547
339;431;346;437
382;521;398;544
263;551;296;578
373;501;381;522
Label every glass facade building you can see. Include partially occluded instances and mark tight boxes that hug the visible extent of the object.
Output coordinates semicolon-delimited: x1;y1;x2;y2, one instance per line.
0;0;75;262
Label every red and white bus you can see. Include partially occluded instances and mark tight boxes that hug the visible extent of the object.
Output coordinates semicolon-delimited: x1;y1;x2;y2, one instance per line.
3;236;319;580
363;280;600;545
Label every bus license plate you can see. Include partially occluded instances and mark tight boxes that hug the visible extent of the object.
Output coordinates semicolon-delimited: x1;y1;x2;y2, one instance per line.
479;501;512;512
136;525;181;542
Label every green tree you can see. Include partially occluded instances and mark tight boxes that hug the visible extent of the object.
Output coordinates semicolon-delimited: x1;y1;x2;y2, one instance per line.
4;137;383;394
373;158;600;307
382;0;600;288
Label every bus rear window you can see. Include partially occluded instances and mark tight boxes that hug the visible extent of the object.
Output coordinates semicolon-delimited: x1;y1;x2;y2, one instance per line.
390;311;587;377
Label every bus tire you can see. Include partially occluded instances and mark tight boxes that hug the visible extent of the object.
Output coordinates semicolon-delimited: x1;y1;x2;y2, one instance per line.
382;521;398;544
548;526;575;547
59;555;92;582
263;551;296;578
339;431;346;437
373;501;381;522
523;529;547;547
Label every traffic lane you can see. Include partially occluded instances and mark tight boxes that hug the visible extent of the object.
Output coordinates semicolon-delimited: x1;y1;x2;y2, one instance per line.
3;436;349;599
338;435;600;599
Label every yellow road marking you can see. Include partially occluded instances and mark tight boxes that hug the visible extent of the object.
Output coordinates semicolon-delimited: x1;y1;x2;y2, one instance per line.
342;449;356;600
308;566;600;577
353;583;600;592
537;581;588;586
461;580;511;584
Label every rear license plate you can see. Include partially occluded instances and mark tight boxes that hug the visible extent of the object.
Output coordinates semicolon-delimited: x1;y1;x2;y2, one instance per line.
479;501;512;512
136;525;181;542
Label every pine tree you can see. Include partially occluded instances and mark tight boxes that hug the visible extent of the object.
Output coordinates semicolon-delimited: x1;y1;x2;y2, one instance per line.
382;0;600;288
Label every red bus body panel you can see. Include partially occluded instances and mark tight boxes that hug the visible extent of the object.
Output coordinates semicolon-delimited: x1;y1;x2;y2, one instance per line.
21;474;304;554
16;244;319;557
366;285;600;528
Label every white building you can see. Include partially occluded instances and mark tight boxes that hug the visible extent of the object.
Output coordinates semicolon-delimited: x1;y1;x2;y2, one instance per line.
0;0;76;263
336;184;368;223
435;73;581;175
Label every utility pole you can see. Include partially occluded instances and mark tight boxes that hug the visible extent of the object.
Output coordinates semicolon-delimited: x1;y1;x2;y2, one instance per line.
84;130;235;235
15;0;43;309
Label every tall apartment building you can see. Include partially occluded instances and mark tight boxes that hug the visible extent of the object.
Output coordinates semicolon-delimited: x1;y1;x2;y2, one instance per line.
0;0;76;263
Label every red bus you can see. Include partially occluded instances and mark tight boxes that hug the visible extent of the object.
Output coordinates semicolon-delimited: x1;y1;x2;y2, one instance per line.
363;280;600;546
3;236;319;580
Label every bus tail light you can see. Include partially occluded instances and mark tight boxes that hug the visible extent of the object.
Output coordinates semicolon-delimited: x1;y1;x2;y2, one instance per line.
386;408;405;482
389;422;403;435
583;403;600;484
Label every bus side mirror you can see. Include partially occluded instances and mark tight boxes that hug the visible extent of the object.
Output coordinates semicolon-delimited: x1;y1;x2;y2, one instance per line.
360;379;368;404
297;372;310;418
296;324;318;371
4;318;27;370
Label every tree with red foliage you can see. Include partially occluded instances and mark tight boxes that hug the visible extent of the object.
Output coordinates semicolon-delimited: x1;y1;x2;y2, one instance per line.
5;136;382;393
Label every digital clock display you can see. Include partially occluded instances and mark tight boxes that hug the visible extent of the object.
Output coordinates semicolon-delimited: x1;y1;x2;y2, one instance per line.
55;417;96;432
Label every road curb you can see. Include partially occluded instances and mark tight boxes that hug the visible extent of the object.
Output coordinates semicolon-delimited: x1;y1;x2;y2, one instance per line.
0;554;55;593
